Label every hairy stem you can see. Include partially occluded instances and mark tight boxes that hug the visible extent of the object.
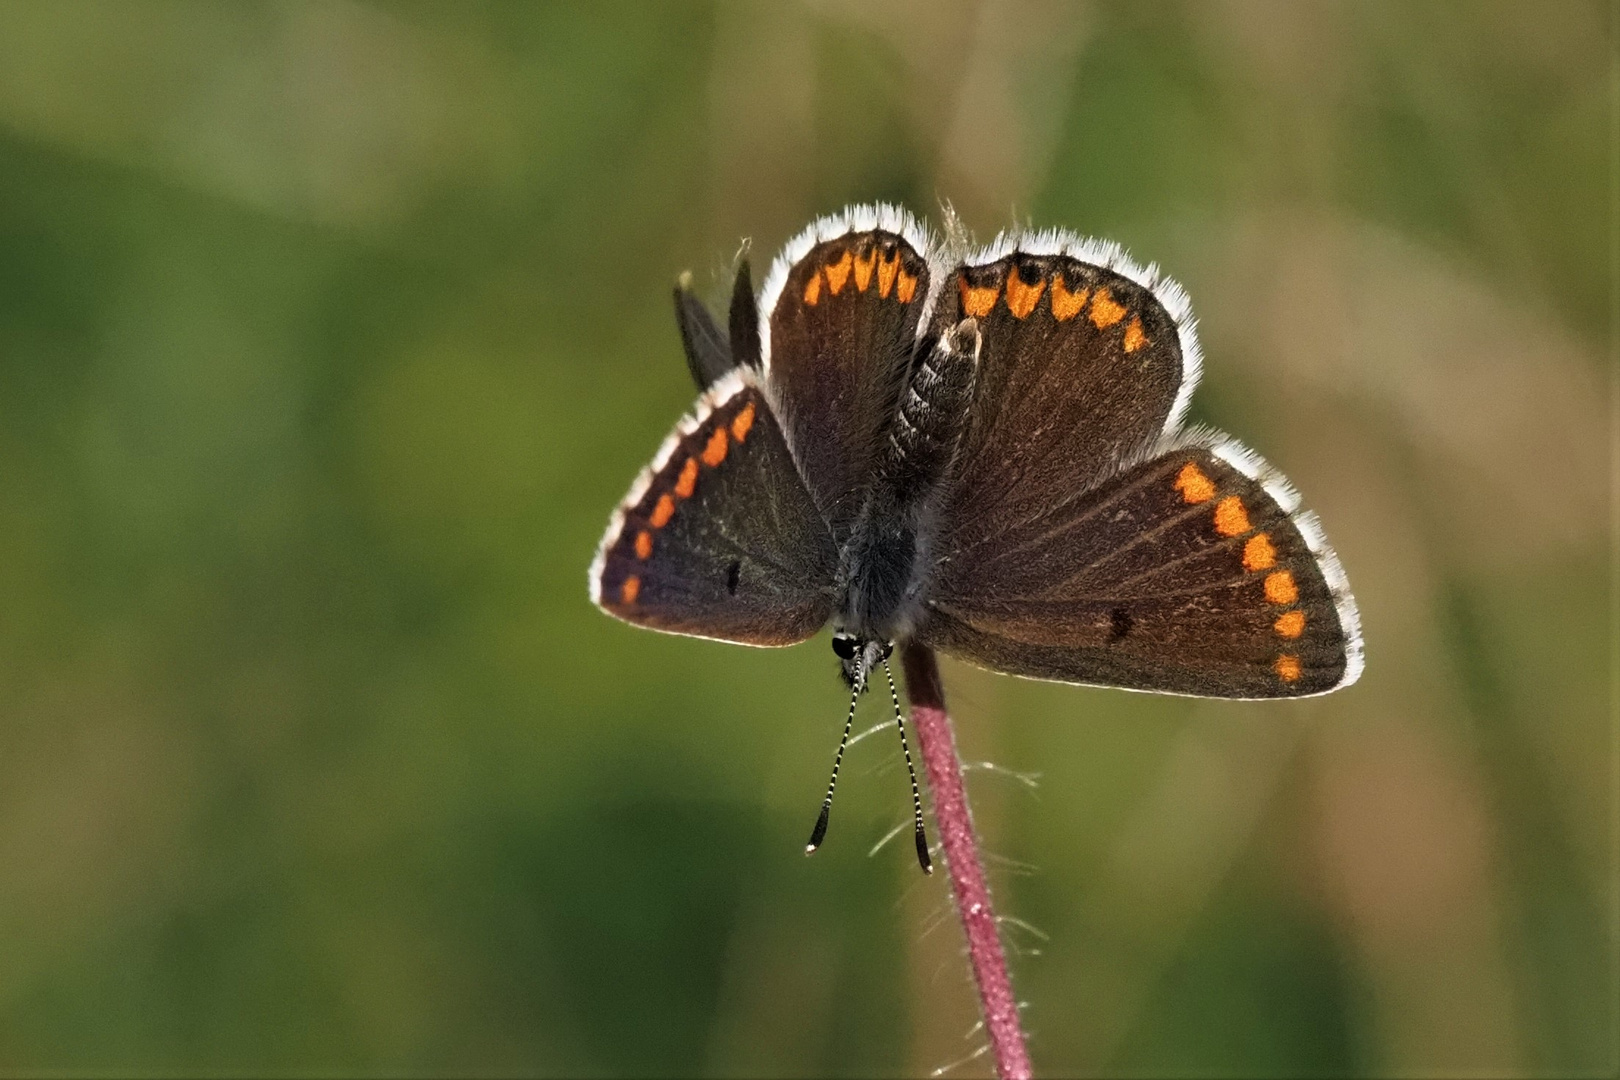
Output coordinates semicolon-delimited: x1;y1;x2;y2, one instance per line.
902;643;1033;1080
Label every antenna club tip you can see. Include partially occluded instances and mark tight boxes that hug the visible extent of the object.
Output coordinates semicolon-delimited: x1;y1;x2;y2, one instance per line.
804;843;819;855
915;830;933;874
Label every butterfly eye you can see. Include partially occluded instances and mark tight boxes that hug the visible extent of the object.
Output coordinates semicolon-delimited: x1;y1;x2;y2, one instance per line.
831;634;858;660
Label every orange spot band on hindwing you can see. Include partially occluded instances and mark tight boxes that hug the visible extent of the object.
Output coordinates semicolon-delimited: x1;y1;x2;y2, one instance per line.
1243;533;1277;572
634;530;653;560
825;250;853;295
674;457;698;498
1050;274;1088;321
895;267;918;303
1175;462;1216;503
852;247;876;292
1265;570;1298;605
1089;287;1126;328
701;427;728;467
959;274;1000;318
621;575;641;605
1213;496;1251;537
1123;316;1148;353
1005;272;1046;318
877;249;899;297
730;400;755;442
1274;610;1306;639
650;494;675;529
1274;654;1302;682
802;269;822;306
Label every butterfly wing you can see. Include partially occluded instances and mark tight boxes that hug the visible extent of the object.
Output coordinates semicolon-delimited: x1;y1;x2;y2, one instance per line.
919;437;1363;697
919;231;1359;697
929;235;1199;555
591;370;838;646
758;205;941;541
673;276;735;390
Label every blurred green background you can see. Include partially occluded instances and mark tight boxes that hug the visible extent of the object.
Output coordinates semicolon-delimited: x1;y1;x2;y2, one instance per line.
0;1;1610;1076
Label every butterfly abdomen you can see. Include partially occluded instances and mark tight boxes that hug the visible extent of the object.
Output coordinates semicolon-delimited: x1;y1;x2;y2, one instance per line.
885;318;981;506
833;319;982;643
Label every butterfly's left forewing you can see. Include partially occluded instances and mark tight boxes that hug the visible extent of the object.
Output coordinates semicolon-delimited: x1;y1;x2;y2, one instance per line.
591;371;838;646
920;437;1363;697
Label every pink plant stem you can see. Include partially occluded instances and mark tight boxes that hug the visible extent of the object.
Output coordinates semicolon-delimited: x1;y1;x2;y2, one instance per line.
902;643;1033;1080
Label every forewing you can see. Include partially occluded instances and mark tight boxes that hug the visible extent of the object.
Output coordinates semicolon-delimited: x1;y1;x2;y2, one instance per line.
591;371;838;646
919;439;1363;697
758;205;939;541
932;235;1199;555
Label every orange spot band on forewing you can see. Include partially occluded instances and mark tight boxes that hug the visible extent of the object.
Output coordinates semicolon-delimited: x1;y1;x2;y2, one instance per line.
825;250;853;295
621;575;641;605
1050;273;1088;321
1243;533;1277;572
1174;462;1216;503
1089;286;1126;328
674;457;698;498
1123;316;1148;353
877;249;900;297
1274;654;1302;682
1265;570;1298;605
959;274;1000;318
802;269;822;306
1274;610;1306;639
650;494;675;528
1213;495;1251;537
852;247;876;292
730;400;755;442
701;427;728;467
895;267;918;303
634;530;653;560
1004;272;1046;318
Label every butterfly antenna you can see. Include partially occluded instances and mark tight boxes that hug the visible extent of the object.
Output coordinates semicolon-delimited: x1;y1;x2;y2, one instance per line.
885;657;933;874
806;672;860;855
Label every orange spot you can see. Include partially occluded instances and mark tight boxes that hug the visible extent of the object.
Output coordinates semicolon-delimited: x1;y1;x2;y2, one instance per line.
852;247;876;292
1174;462;1216;503
877;249;900;297
1123;316;1148;353
1089;287;1126;328
1274;610;1306;639
1265;570;1298;605
730;400;755;442
1050;273;1088;321
959;274;1000;318
674;457;698;498
634;530;653;560
1274;654;1302;682
621;575;641;605
1004;272;1046;318
895;267;918;303
701;427;728;467
1213;495;1251;537
650;494;675;529
1243;533;1277;572
825;250;852;295
802;269;822;306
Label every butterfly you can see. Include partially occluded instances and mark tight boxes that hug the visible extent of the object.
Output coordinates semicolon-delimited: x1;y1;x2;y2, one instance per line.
589;204;1363;868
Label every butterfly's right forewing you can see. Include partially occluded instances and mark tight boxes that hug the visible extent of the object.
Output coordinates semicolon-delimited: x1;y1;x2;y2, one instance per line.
592;371;838;646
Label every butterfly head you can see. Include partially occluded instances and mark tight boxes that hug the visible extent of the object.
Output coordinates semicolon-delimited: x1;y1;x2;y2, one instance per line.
831;631;891;692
